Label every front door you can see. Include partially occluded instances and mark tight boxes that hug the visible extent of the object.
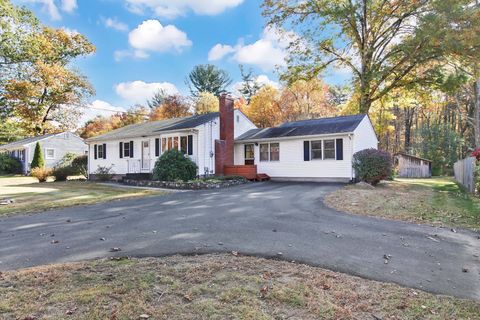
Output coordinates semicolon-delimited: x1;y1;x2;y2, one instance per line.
244;144;254;165
141;141;150;171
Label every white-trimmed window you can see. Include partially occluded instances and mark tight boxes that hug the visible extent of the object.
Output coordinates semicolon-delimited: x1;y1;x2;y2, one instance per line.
259;142;280;162
123;142;131;157
45;148;55;160
311;140;323;160
310;139;336;160
97;144;104;159
323;140;336;159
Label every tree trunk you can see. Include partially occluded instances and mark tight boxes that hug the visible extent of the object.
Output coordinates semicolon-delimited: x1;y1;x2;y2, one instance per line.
475;78;480;147
404;107;415;152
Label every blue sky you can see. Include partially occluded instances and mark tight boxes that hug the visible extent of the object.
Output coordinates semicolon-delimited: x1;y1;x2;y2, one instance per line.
14;0;351;124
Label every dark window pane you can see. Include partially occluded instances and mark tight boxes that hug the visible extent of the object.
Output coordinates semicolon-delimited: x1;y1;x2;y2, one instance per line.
245;144;254;159
324;139;335;159
311;150;322;159
260;144;269;161
270;143;279;161
180;136;187;154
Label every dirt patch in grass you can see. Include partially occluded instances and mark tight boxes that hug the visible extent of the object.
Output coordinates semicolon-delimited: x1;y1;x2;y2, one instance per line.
324;178;480;230
0;176;164;216
0;254;478;320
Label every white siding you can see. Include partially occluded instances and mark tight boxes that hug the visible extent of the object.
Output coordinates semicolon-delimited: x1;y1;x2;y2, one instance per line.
352;116;378;153
234;109;257;138
234;134;354;180
197;120;218;175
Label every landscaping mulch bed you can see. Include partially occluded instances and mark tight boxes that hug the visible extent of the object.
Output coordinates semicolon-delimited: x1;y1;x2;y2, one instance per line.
1;254;478;319
122;178;248;190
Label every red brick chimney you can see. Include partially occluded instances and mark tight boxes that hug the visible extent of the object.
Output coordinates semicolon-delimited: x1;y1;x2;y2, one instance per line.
215;94;235;175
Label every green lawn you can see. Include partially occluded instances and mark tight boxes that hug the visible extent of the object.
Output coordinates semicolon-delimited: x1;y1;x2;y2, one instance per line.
325;177;480;230
1;254;478;319
0;176;164;216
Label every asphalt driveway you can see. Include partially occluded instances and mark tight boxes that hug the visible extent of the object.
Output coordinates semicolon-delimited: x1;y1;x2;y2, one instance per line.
0;182;479;300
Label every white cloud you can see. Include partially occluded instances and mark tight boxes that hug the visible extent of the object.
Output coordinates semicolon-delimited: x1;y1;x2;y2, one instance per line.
24;0;77;20
80;100;126;124
61;0;77;13
208;27;295;72
115;80;179;104
113;49;150;62
208;44;235;61
125;0;244;19
104;17;129;32
128;20;192;54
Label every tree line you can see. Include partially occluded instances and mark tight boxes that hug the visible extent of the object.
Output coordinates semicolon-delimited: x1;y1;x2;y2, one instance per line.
2;0;480;175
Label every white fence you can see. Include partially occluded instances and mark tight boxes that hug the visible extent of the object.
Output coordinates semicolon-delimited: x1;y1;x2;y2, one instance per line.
453;157;477;193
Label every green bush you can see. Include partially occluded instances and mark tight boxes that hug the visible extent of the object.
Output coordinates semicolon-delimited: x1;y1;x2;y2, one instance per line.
153;149;197;182
56;152;77;168
52;166;77;181
353;148;392;186
0;153;22;174
93;165;115;181
31;167;52;183
72;155;88;177
31;142;45;169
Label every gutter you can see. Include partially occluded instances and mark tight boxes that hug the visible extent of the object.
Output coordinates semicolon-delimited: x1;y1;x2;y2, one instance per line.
235;131;355;144
86;128;199;144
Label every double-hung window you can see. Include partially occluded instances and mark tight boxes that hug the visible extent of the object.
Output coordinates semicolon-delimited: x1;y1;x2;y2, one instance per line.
97;145;104;159
123;142;131;157
259;142;280;162
45;148;55;160
309;139;337;160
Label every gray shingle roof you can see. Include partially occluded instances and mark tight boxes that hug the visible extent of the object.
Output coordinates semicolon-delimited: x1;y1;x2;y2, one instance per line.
86;113;219;142
236;114;366;141
0;133;56;150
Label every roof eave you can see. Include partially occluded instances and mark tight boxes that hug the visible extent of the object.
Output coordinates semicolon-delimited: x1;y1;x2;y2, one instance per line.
235;131;355;143
86;128;199;143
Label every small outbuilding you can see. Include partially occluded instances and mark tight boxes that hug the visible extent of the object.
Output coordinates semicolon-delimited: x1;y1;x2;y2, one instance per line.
394;153;432;178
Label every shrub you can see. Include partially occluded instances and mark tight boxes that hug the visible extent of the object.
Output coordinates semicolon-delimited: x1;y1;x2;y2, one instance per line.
72;155;88;177
31;142;45;169
56;152;77;168
94;165;115;181
52;166;76;181
472;147;480;161
31;167;52;183
153;149;197;182
353;148;392;186
0;153;22;174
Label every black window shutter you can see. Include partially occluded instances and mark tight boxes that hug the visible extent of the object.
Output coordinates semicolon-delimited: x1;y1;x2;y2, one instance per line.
336;139;343;160
103;143;107;159
94;144;97;159
155;138;160;157
130;141;134;158
119;142;123;158
303;141;310;161
187;135;193;155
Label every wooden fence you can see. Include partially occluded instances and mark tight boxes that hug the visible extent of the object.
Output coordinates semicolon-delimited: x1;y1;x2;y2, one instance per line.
453;157;477;193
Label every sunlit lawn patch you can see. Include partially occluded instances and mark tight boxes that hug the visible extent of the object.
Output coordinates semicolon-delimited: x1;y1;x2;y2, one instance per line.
325;177;480;230
0;176;164;216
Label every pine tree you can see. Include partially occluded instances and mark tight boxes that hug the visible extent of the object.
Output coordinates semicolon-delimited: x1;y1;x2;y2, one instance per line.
30;142;45;169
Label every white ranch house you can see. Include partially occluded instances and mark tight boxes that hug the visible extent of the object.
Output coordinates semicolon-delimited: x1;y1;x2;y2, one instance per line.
87;96;378;182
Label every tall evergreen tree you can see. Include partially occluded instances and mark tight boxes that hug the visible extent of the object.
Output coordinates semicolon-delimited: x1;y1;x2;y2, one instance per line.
30;142;45;169
187;64;232;97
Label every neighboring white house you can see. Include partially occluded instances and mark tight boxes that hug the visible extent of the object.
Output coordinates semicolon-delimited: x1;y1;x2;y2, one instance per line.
234;114;378;182
0;132;88;174
86;98;256;179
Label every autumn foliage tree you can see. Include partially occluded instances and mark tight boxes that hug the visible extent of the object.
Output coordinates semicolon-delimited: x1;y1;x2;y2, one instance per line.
1;1;95;135
244;86;283;128
149;95;191;121
195;92;218;114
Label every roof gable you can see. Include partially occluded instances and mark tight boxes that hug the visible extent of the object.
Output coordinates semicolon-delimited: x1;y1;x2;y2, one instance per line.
236;114;366;141
0;132;77;150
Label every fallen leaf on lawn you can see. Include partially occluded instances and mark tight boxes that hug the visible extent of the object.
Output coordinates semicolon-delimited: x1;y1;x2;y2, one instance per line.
231;251;238;256
139;314;150;319
183;293;193;302
260;285;269;297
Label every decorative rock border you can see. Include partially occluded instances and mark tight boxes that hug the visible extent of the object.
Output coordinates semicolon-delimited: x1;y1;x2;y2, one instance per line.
121;178;248;190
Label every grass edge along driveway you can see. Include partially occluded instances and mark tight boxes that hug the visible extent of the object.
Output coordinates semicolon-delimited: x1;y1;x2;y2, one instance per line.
0;254;479;320
324;177;480;230
0;176;164;217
